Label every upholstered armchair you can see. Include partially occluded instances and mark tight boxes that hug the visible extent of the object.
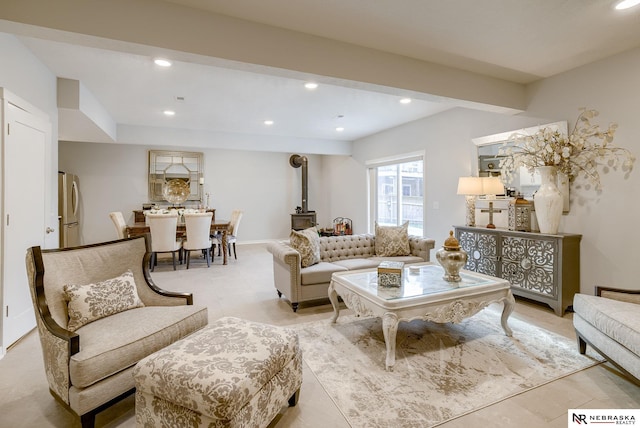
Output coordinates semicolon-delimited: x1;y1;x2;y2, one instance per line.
25;236;208;428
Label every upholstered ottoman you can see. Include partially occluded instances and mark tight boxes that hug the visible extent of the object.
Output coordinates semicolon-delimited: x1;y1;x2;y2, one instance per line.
133;317;302;427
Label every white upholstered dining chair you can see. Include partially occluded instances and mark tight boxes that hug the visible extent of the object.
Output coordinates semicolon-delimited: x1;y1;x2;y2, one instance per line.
212;209;243;260
182;212;213;268
109;211;128;239
147;213;182;271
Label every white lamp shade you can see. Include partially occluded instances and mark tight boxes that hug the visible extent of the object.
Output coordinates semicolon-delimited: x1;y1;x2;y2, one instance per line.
482;177;504;196
457;177;484;195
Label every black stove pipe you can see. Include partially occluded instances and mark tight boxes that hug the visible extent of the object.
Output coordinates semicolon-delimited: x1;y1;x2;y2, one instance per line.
289;154;308;212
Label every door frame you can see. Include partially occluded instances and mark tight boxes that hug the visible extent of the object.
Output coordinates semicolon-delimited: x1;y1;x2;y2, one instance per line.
0;88;52;357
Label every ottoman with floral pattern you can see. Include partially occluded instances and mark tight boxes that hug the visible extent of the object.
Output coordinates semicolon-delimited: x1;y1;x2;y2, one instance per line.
133;317;302;427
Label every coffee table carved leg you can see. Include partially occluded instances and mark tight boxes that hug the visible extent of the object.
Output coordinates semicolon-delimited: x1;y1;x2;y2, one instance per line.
382;312;399;371
328;282;340;323
501;291;515;337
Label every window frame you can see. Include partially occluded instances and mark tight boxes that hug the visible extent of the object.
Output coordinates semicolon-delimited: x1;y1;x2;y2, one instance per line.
366;151;425;236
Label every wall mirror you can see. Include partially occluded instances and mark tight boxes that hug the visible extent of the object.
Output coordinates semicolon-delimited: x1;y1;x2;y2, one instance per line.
472;121;570;213
148;150;203;203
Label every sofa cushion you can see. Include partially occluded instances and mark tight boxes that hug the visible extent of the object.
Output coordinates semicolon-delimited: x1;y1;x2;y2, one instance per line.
573;294;640;357
290;227;321;267
64;270;144;332
370;256;426;264
300;262;348;285
69;305;208;388
375;222;410;257
332;258;381;271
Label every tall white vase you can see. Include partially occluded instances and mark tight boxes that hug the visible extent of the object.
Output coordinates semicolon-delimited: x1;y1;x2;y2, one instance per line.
534;166;563;234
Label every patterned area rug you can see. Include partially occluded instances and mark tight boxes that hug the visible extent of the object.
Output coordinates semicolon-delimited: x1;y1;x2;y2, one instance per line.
294;309;602;428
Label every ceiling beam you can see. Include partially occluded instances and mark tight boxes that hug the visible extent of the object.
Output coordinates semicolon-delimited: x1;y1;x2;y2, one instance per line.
0;0;525;114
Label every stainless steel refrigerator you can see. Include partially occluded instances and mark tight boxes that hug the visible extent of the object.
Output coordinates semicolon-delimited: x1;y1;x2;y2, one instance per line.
58;171;80;248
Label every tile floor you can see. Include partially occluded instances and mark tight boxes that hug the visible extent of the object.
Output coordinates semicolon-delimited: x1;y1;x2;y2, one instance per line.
0;243;637;427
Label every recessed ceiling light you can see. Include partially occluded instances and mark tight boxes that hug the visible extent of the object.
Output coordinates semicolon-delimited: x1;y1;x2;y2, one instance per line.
163;110;175;116
336;127;345;132
400;98;412;104
154;58;172;67
615;0;640;9
264;120;274;126
304;82;318;90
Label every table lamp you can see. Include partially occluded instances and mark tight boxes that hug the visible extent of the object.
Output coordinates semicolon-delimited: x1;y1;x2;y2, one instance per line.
457;177;484;227
481;176;505;229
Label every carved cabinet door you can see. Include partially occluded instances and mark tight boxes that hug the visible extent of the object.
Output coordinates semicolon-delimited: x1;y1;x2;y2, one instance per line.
456;229;499;276
500;235;557;298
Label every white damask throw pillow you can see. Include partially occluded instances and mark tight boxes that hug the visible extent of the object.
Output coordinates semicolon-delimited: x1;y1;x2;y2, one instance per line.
375;221;411;256
290;227;321;268
63;269;144;332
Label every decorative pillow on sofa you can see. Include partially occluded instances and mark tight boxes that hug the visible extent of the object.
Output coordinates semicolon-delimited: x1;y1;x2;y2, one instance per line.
290;227;321;268
375;221;410;256
63;269;144;332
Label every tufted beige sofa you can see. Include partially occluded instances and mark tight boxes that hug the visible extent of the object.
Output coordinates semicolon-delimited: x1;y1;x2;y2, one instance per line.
268;233;435;312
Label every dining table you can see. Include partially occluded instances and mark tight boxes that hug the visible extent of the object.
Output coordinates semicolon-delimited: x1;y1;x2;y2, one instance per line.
126;219;232;265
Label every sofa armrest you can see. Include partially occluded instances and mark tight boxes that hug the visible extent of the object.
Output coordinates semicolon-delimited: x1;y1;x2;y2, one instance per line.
268;241;301;267
595;286;640;305
267;240;302;288
408;236;436;261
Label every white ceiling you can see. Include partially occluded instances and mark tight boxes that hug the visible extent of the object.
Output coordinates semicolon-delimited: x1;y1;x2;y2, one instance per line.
10;0;640;144
19;36;453;142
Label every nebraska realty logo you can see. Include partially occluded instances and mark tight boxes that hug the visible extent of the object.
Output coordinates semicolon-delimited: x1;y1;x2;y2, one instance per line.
569;409;638;425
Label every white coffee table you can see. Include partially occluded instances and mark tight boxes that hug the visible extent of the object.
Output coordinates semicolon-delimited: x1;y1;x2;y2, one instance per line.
328;262;515;371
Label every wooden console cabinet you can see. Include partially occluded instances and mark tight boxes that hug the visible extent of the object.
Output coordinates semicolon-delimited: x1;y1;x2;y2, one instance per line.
454;226;581;316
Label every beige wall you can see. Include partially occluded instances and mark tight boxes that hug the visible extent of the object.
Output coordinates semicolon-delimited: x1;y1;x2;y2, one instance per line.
59;141;332;245
338;46;640;293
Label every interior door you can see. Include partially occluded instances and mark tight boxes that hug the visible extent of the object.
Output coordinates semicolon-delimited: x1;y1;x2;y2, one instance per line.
2;99;48;349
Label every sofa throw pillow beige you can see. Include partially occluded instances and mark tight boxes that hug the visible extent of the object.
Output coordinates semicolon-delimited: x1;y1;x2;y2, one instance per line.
290;227;321;268
63;269;145;332
375;221;411;256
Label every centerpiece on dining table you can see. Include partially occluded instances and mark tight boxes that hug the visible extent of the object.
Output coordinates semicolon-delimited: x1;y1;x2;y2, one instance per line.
498;108;635;234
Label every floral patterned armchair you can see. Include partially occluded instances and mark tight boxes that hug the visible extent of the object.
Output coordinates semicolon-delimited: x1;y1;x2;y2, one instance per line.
25;236;208;428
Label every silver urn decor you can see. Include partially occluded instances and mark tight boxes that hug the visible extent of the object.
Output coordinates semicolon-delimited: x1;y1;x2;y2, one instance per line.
435;230;468;282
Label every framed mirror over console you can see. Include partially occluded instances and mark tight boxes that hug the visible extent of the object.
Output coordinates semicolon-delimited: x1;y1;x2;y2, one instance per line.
148;150;204;203
472;121;570;213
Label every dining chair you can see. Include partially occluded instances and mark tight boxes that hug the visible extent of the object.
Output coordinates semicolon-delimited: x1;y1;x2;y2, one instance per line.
109;211;128;239
182;212;213;269
147;212;182;271
212;209;244;260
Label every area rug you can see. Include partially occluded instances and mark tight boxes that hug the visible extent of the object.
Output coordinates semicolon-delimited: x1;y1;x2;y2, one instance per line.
293;309;603;428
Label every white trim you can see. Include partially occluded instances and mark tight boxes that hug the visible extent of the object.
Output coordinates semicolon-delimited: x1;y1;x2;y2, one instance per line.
472;121;567;146
366;152;425;235
365;150;425;167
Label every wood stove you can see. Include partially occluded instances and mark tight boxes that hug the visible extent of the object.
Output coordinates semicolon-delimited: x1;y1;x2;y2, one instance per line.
291;211;317;230
290;154;317;230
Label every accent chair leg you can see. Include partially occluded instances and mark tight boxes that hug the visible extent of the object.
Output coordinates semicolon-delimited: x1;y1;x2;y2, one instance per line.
186;250;190;269
288;389;300;407
80;412;95;428
206;248;210;267
233;242;237;259
172;251;177;270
